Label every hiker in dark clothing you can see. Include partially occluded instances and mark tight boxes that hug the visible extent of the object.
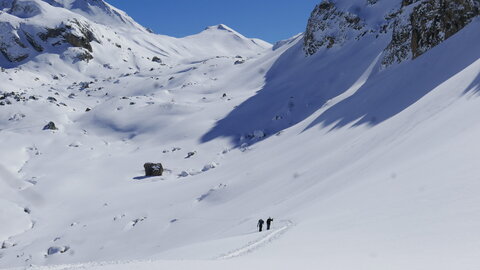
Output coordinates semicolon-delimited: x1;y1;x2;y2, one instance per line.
266;217;274;230
257;219;265;232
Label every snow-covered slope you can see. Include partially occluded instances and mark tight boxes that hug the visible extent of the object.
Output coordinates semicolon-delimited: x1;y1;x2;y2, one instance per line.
1;0;480;269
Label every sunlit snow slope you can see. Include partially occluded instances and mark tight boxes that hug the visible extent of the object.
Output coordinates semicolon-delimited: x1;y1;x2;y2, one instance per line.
1;0;480;269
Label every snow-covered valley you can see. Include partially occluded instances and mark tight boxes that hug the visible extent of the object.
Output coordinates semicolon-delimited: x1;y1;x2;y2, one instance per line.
1;0;480;269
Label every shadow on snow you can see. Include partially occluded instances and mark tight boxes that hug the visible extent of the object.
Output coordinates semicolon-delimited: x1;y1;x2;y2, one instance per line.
201;21;480;147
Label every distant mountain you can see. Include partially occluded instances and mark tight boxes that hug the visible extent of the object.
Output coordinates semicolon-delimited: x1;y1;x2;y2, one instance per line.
0;0;270;69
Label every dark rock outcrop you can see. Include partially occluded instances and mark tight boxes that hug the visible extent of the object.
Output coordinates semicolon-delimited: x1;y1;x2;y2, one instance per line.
0;17;98;63
76;50;94;62
304;0;479;66
47;246;70;255
0;24;30;62
234;59;246;65
0;91;30;103
383;0;479;66
185;151;196;159
43;121;58;130
144;163;164;176
24;31;44;52
304;0;366;55
152;56;162;63
39;19;98;52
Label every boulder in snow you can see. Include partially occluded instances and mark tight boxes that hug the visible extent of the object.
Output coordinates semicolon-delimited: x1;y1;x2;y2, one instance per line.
178;171;190;178
1;241;14;249
185;151;196;159
152;56;162;63
234;59;246;65
47;246;70;255
202;162;219;172
144;163;164;176
47;96;57;102
43;121;58;130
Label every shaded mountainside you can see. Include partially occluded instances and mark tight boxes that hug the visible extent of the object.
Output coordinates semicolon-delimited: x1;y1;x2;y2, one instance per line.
204;0;479;146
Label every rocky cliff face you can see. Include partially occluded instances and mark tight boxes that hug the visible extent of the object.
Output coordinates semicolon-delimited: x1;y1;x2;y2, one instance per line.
0;0;106;63
0;17;98;63
304;0;479;66
383;0;479;65
304;1;368;55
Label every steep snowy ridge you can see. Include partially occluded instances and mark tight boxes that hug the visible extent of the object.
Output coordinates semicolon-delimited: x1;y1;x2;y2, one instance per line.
1;0;480;269
43;0;139;25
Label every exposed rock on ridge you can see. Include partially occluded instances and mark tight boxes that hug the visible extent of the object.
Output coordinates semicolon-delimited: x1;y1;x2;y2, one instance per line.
383;0;479;65
304;1;367;55
304;0;479;66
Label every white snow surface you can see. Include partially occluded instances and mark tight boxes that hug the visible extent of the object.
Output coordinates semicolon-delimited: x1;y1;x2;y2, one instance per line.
1;0;480;269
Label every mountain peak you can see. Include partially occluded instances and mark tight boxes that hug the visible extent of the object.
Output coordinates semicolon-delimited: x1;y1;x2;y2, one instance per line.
42;0;110;14
40;0;143;29
204;24;236;33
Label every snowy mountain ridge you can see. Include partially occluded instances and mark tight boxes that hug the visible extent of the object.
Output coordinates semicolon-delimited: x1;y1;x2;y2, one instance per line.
0;0;270;71
1;0;480;269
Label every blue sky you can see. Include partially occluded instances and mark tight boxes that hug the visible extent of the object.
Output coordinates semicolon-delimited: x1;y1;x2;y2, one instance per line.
106;0;320;43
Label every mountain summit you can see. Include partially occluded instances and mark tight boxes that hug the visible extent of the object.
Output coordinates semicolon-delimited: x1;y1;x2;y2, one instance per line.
204;24;236;32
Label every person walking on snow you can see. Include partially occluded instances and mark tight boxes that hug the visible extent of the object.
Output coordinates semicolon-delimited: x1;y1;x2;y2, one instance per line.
257;219;265;232
266;217;274;230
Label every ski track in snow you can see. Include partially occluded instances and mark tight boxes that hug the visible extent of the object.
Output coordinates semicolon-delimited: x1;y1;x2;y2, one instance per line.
216;220;294;260
7;221;294;270
11;259;150;270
